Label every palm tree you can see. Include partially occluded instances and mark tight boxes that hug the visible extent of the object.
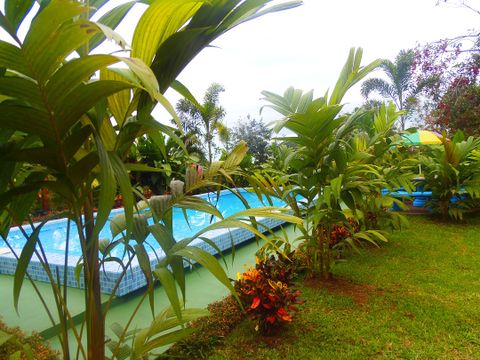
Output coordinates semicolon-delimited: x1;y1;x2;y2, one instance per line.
361;49;420;130
176;83;227;164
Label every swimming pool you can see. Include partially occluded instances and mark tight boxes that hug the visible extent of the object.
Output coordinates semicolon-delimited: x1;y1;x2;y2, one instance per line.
0;189;288;295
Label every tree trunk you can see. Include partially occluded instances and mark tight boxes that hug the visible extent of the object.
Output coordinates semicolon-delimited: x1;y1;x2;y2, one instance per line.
83;195;105;359
399;95;405;131
206;123;213;164
316;225;331;280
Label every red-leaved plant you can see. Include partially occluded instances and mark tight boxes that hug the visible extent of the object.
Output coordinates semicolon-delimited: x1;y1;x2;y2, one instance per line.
234;255;303;335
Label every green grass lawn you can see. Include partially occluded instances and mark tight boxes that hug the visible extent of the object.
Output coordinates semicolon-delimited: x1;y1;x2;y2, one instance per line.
209;215;480;359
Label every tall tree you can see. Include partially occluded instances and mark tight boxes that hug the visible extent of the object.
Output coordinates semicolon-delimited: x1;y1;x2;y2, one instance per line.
231;116;272;165
176;83;226;163
361;49;422;130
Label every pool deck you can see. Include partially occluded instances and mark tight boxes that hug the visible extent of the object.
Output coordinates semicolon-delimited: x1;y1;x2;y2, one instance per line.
0;224;300;350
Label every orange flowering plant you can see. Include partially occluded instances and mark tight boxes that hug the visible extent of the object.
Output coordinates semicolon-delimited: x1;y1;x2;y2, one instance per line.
234;255;303;335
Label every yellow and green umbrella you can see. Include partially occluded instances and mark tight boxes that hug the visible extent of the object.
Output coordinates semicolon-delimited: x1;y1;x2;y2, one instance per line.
401;130;442;145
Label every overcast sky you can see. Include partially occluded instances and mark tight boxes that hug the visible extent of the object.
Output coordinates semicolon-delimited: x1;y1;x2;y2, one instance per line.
2;0;479;126
149;0;479;125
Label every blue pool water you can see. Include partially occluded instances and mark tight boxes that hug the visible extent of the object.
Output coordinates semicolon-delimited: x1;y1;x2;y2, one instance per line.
2;190;286;258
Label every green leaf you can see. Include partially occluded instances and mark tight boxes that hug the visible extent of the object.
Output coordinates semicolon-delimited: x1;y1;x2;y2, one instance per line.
67;152;99;187
55;80;133;137
331;175;343;200
152;90;182;130
134;327;194;357
134;243;155;316
149;223;176;252
46;54;120;106
121;57;160;97
110;213;126;239
85;1;137;53
229;207;302;225
0;13;19;43
131;0;202;66
62;125;93;161
0;103;52;141
173;246;237;298
171;79;203;111
25;9;100;82
149;223;187;302
175;196;224;220
5;0;35;32
91;133;116;243
0;329;13;346
329;48;381;105
148;308;207;337
124;163;167;173
13;222;46;313
0;41;27;76
100;69;132;127
0;76;42;107
153;268;183;322
108;152;133;237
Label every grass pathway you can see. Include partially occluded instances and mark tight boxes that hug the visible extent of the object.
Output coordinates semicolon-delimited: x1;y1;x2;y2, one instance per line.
211;215;480;359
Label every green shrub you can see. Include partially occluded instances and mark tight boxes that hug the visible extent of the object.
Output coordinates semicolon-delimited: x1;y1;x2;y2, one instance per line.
234;255;303;335
0;320;57;360
163;296;244;359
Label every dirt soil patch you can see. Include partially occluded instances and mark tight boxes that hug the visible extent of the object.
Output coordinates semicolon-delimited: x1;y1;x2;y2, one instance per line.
304;276;383;306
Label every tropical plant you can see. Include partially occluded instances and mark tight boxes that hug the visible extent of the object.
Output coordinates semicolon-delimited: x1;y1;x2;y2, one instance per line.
127;133;198;194
419;132;480;220
176;83;228;164
345;102;414;230
361;49;424;130
234;254;302;335
427;79;480;136
0;0;302;358
249;48;399;279
263;142;297;174
103;142;302;357
229;116;272;165
165;295;245;359
0;320;57;360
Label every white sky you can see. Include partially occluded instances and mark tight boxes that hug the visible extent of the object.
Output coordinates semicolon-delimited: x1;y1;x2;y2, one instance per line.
157;0;480;125
1;0;479;126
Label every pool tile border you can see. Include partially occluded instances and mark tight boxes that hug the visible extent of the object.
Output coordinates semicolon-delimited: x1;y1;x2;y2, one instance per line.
0;190;286;296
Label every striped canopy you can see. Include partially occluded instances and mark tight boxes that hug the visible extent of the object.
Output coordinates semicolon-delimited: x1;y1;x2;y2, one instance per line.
401;130;442;145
